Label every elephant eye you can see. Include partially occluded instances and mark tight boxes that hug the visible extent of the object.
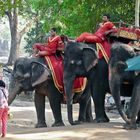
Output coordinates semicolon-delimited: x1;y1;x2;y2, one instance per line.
16;64;24;72
17;64;22;69
70;60;75;64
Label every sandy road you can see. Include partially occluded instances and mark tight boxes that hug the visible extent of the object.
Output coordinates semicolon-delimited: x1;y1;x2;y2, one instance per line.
2;99;140;140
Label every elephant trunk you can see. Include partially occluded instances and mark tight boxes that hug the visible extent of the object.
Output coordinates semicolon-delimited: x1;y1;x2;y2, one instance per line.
8;77;21;105
67;101;74;125
109;73;130;123
8;92;17;105
64;74;75;125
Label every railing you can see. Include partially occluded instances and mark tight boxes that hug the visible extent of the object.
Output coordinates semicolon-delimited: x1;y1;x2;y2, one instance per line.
113;21;139;28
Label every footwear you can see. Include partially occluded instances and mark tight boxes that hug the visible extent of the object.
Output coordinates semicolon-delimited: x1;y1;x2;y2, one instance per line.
1;134;5;138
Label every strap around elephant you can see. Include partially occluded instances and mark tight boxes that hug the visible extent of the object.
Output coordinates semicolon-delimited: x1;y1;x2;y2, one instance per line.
1;89;8;101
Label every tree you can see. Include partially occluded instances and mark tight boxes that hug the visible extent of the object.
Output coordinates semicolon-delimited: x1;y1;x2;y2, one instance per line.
1;0;137;60
24;0;137;54
28;0;135;36
0;0;36;65
24;22;47;55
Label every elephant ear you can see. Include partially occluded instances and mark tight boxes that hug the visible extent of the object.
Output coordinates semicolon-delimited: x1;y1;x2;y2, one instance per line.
82;47;98;71
31;61;51;87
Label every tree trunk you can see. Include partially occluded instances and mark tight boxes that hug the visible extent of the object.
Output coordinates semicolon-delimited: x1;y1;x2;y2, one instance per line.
6;7;18;65
7;27;18;65
6;9;32;65
135;0;140;27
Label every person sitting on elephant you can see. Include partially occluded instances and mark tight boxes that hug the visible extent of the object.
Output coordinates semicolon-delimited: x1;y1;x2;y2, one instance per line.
76;14;116;43
33;27;64;57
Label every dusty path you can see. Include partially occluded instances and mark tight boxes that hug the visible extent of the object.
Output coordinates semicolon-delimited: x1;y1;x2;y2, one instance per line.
2;99;140;140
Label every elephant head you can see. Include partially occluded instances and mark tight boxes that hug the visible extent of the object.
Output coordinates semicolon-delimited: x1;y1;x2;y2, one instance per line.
109;43;136;123
64;42;98;125
8;57;50;105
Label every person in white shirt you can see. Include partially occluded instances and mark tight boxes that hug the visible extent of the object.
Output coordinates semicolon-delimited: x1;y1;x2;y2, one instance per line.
0;80;9;138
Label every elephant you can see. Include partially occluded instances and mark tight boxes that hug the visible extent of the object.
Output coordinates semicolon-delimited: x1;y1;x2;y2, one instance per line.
126;73;140;129
8;51;96;128
109;42;140;129
64;42;110;124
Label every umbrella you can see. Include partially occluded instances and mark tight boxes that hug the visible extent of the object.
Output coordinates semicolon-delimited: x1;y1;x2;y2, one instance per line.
125;55;140;71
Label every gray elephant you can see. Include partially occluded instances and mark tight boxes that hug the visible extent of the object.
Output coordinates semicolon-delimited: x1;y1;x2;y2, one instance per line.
63;42;110;124
125;73;140;129
109;43;140;129
8;54;94;127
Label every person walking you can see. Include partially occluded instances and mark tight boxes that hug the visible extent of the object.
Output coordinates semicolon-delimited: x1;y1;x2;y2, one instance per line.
0;80;9;138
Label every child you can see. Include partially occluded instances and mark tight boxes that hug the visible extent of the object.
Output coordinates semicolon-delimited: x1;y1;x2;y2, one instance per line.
0;80;9;138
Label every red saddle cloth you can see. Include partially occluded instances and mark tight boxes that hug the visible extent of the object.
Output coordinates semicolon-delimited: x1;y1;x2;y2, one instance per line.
96;40;111;63
45;55;87;94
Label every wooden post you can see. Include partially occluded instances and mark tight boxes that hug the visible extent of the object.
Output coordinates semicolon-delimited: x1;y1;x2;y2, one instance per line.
135;0;140;27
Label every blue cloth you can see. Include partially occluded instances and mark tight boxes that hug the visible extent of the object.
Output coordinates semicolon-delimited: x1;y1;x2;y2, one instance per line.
125;55;140;71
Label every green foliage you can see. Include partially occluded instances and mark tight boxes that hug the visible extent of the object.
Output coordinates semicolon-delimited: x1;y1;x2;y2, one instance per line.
0;0;22;15
26;0;136;36
0;0;138;57
24;22;48;55
23;0;137;53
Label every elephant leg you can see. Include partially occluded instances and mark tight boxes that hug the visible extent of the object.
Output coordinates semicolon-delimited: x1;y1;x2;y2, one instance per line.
78;85;93;123
136;79;140;126
92;90;109;123
78;99;88;123
77;102;86;123
85;98;93;122
49;98;65;127
124;110;138;130
136;111;140;125
48;81;65;127
91;59;109;123
34;92;47;128
124;108;138;130
124;79;140;130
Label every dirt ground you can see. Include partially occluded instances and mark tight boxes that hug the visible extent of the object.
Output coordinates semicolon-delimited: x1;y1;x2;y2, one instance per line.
2;96;140;140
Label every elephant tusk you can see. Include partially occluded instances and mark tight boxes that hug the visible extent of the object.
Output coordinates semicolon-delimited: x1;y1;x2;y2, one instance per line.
135;71;140;76
24;73;30;78
125;116;131;124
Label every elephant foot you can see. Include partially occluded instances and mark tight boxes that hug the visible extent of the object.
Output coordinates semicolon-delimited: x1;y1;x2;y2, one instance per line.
93;117;110;123
74;120;84;124
123;123;137;130
137;123;140;128
77;118;93;123
35;123;47;128
86;117;94;123
52;121;65;127
136;120;140;127
78;116;93;123
136;119;140;124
